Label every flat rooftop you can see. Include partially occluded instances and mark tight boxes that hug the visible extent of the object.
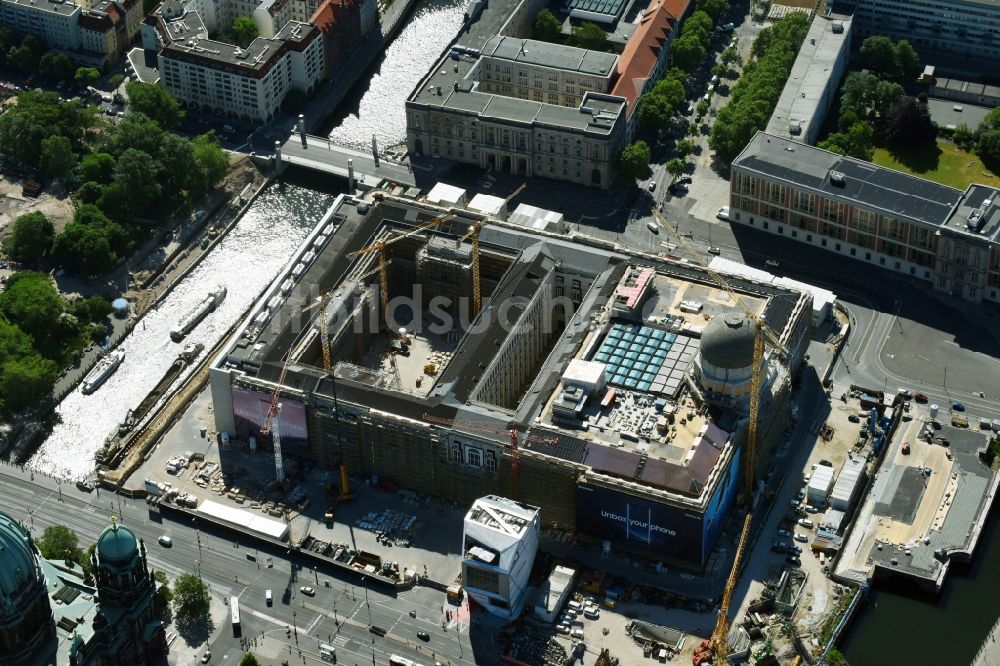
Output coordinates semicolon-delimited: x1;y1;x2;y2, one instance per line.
765;15;851;141
466;496;539;538
942;184;1000;242
733;132;965;229
5;0;78;15
408;47;625;136
481;36;618;78
837;413;998;589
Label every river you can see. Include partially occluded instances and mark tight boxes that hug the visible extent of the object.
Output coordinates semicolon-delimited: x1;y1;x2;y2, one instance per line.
28;183;335;479
322;0;467;152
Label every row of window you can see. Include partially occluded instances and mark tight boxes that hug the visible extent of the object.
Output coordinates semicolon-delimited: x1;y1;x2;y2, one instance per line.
450;443;498;471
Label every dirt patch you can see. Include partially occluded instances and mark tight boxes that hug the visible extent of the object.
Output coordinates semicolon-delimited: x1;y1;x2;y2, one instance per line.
0;177;75;241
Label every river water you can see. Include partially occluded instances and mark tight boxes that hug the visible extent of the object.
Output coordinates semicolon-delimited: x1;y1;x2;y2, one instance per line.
29;183;334;479
323;0;466;152
840;508;998;665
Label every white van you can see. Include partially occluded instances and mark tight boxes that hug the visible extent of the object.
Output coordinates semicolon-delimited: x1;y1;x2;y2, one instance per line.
265;590;272;606
567;600;582;612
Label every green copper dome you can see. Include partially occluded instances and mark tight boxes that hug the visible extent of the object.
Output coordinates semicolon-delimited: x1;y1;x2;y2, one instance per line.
96;521;139;563
0;511;41;600
700;312;758;370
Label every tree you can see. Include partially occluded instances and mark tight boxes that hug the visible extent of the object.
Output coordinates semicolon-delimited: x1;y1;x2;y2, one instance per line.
233;16;259;48
721;47;741;66
113;148;164;215
40;135;76;181
651;78;686;108
3;212;54;264
952;123;975;151
108;74;125;89
36;525;83;562
695;0;726;21
696;98;710;116
39;53;74;82
894;39;921;81
239;654;261;666
78;152;117;184
884;96;936;148
666;158;685;178
0;272;66;350
636;93;673;132
676;139;695;157
840;71;904;129
0;92;98;166
532;8;562;42
827;648;848;666
52;224;116;276
124;81;184;128
102;112;165;157
977;129;1000;165
158;132;198;194
153;570;174;615
81;543;98;584
0;314;57;416
76;181;104;204
685;11;714;46
74;204;129;254
859;36;897;76
173;573;211;625
191;133;230;194
75;67;100;89
9;46;37;74
570;21;608;51
670;35;706;72
819;121;875;160
617;141;650;180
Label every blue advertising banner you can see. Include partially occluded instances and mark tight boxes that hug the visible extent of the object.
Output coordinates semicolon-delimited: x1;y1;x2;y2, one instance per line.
576;484;705;565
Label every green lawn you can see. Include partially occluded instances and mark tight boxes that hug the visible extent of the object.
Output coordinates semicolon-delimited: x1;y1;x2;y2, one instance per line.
872;141;1000;191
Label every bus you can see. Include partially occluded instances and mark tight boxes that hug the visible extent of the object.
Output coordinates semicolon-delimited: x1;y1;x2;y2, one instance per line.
319;644;336;662
230;596;241;636
388;657;416;666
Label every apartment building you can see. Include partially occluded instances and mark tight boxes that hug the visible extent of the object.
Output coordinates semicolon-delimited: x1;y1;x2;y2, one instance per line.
729;132;1000;303
157;19;322;122
848;0;1000;66
406;42;627;189
0;0;81;50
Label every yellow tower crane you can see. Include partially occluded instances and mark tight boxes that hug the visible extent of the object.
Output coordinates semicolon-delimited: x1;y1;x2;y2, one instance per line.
652;208;787;500
303;261;389;371
347;211;457;325
708;514;752;666
458;183;526;316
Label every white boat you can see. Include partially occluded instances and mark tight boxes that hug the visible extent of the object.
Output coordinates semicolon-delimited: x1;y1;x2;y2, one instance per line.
81;348;125;394
170;285;227;342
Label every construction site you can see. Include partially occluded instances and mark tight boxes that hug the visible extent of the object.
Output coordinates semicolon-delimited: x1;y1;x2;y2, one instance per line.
207;188;816;574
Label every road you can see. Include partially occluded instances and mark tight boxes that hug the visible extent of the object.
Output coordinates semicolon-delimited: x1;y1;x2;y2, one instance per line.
0;465;492;666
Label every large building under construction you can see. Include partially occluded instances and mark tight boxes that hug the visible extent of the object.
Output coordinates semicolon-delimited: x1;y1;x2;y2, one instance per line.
209;193;814;567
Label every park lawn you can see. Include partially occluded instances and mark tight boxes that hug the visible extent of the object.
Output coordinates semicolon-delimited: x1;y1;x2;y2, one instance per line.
872;141;1000;191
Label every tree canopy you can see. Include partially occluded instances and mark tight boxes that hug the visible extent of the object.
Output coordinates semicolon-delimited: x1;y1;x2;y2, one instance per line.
124;81;185;129
859;36;921;81
41;135;77;181
233;16;260;48
709;12;810;163
173;574;211;625
75;67;100;89
570;22;609;51
0;91;97;166
839;71;905;131
695;0;727;21
532;9;562;42
239;654;261;666
0;317;57;416
36;525;84;563
0;272;66;350
3;212;54;264
617;141;651;181
818;121;875;160
883;96;936;148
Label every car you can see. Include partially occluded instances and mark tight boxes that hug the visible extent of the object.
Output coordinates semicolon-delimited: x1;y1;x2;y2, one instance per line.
819;459;833;467
798;518;814;529
648;180;657;192
897;388;913;400
953;104;964;112
796;489;805;501
786;554;801;566
646;221;660;234
717;206;730;220
556;623;570;635
787;544;803;555
76;480;95;492
158;536;172;547
771;541;787;553
915;392;929;403
848;414;860;423
777;528;791;537
201;651;211;663
670;182;689;193
708;246;722;255
300;586;316;596
765;259;780;268
952;402;965;412
794;533;809;543
417;631;430;641
790;499;801;509
710;75;719;86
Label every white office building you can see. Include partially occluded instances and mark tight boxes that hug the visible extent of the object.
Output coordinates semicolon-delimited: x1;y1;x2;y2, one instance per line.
461;495;540;619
